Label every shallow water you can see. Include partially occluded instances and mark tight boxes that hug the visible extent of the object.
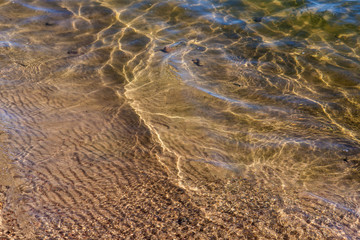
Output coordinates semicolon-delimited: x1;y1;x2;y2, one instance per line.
0;0;359;239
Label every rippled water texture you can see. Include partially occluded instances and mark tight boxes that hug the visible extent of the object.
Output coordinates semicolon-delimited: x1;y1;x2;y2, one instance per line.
0;0;359;239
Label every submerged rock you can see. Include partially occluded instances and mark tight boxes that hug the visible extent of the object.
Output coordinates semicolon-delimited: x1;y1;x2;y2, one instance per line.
160;41;187;53
252;16;263;22
192;58;203;66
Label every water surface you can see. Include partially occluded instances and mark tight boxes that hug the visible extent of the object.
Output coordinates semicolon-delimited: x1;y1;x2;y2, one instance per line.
0;0;359;238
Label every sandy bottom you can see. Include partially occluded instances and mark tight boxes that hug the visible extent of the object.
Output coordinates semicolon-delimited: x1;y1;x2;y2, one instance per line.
0;0;359;239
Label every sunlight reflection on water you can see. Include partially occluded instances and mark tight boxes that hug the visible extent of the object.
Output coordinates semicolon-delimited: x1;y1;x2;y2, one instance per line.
0;0;359;238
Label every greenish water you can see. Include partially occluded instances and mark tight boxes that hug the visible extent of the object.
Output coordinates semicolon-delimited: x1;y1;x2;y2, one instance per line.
0;0;359;238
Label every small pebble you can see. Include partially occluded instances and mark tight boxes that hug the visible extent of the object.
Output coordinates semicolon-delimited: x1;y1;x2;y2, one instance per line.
192;59;202;66
160;47;174;53
160;46;172;53
252;17;263;23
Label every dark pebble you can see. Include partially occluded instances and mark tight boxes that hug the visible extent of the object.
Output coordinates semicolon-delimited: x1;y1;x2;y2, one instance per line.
160;46;172;53
16;62;27;67
192;59;202;66
45;22;55;26
253;17;263;22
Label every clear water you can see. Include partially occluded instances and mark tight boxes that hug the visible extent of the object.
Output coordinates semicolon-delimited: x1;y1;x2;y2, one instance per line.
0;0;359;238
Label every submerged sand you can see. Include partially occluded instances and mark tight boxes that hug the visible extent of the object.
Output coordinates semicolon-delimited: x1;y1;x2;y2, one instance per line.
0;0;359;239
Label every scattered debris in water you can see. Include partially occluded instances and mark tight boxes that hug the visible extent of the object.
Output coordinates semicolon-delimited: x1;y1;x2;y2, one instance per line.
192;59;202;66
252;17;263;22
160;46;172;53
160;41;187;53
45;22;55;26
15;62;27;67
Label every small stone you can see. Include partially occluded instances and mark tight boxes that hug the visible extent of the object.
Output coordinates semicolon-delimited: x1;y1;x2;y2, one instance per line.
192;59;202;66
160;46;172;53
253;17;263;22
